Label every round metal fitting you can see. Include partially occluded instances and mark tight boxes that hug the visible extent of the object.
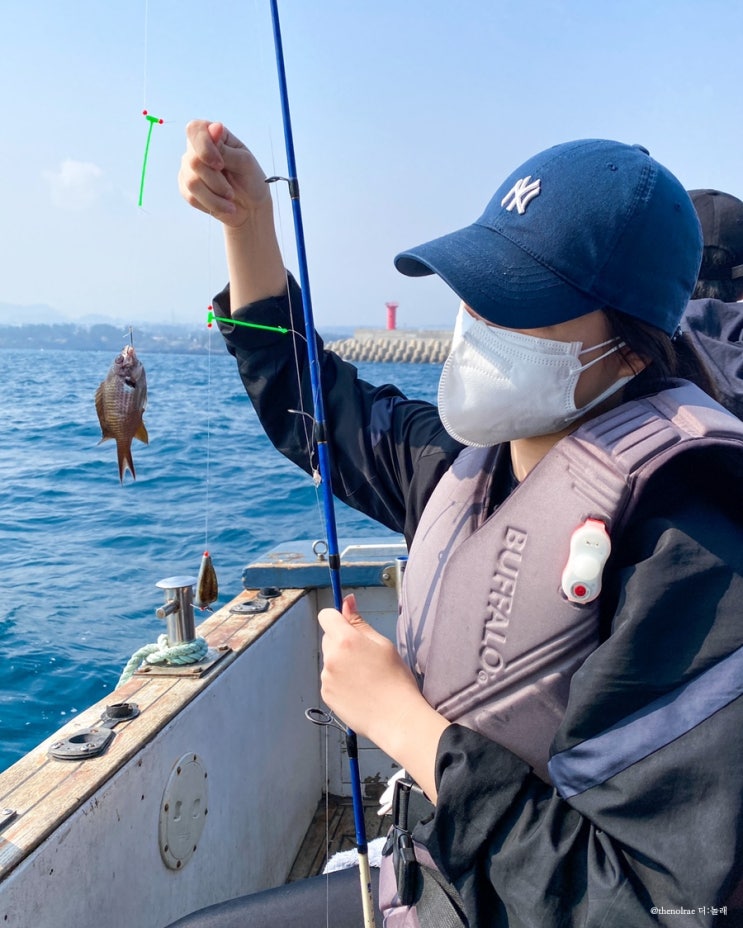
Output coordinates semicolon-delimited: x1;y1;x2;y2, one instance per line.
159;753;209;871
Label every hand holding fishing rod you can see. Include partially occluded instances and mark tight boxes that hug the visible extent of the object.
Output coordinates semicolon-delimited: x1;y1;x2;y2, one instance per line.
319;594;449;804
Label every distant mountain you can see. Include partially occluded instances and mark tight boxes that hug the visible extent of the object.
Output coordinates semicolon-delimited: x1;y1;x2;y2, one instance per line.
0;301;151;329
0;302;71;326
74;312;133;327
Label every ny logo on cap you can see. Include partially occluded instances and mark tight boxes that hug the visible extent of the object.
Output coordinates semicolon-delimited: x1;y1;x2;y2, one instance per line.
501;175;541;214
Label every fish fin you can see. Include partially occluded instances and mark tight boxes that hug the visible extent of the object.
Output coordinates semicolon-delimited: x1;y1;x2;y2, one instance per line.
135;421;149;445
94;387;114;438
117;441;136;483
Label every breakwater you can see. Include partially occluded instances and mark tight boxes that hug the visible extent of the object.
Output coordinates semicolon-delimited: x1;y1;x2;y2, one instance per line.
325;327;450;364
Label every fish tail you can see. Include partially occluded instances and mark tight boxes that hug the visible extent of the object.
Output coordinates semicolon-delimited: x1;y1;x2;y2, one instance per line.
117;441;136;483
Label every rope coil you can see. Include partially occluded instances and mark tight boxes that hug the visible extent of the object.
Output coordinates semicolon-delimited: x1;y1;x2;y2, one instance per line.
118;634;209;686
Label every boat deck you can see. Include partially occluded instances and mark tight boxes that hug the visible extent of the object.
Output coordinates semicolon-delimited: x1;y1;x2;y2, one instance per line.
289;793;388;880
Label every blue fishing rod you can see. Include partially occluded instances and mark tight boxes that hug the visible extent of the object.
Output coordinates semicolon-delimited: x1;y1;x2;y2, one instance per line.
267;3;377;925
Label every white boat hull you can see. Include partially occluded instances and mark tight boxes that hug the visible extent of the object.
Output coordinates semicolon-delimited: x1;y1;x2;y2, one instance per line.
0;542;404;928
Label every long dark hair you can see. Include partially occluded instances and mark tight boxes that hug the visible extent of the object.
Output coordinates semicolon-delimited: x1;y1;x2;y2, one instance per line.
604;307;721;401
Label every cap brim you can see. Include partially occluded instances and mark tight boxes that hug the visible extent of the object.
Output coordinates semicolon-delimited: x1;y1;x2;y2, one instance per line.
395;222;600;328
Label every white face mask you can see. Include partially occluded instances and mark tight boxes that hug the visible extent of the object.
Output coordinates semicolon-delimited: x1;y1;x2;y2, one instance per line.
438;304;634;447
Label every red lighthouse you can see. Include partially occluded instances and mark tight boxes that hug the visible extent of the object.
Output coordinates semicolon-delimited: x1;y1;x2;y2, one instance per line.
385;302;399;331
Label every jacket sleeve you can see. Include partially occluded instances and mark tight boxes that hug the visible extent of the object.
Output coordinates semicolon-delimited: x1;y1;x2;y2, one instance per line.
681;298;743;419
416;491;743;927
214;275;462;543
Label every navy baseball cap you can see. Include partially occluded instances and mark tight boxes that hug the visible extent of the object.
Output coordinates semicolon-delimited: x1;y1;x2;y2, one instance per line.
395;139;703;334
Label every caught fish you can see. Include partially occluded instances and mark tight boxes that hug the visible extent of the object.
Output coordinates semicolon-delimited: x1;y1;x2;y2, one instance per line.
95;343;148;482
194;551;219;611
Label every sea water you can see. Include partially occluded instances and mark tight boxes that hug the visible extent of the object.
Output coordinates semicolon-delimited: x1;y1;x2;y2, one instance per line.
0;346;441;773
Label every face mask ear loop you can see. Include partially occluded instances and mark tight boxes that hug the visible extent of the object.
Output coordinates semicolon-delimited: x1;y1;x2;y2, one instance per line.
576;339;626;374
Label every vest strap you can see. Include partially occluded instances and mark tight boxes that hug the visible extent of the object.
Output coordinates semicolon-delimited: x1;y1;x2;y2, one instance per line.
414;864;468;928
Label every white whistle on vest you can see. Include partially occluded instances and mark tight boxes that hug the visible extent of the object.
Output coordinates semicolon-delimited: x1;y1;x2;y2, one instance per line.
561;518;611;604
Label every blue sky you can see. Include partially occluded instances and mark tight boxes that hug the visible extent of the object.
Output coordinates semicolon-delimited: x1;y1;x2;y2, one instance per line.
1;0;741;329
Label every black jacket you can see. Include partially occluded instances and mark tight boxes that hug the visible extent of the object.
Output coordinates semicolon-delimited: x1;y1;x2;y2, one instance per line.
682;298;743;420
216;277;743;927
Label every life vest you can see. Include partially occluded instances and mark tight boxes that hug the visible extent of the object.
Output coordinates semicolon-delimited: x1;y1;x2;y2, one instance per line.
380;381;743;926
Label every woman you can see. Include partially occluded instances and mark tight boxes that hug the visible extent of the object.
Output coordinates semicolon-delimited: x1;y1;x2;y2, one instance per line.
178;126;743;926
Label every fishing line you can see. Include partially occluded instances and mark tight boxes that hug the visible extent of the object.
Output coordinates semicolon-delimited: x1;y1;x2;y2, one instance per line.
249;0;316;466
264;144;318;478
250;0;312;407
262;126;325;523
138;0;164;208
324;724;330;928
204;220;215;553
195;216;224;613
138;0;215;607
256;0;337;894
142;0;149;110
